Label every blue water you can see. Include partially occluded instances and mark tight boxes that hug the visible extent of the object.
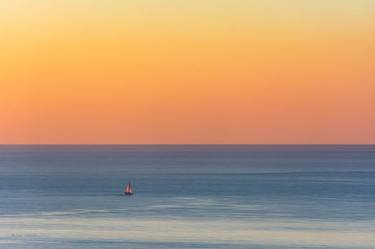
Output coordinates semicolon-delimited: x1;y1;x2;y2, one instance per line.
0;145;374;249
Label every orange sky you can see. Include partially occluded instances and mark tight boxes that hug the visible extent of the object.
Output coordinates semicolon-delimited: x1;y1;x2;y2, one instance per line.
0;1;374;144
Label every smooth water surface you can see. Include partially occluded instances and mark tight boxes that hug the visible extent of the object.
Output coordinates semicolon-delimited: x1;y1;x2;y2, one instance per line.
0;145;374;248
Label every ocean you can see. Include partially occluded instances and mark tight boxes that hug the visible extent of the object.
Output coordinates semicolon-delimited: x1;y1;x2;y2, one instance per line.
0;145;374;249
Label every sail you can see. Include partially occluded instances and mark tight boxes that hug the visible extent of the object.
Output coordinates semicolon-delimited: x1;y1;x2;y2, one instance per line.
125;182;133;194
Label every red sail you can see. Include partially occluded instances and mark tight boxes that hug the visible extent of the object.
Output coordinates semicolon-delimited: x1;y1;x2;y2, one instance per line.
125;183;133;194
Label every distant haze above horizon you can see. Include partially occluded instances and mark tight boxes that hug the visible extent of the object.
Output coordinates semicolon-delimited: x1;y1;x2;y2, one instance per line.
1;1;374;144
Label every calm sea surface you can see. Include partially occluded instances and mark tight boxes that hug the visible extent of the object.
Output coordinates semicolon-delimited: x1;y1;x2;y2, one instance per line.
0;145;374;249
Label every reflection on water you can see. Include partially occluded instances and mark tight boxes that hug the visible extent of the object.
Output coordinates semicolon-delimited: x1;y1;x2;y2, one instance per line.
1;215;375;248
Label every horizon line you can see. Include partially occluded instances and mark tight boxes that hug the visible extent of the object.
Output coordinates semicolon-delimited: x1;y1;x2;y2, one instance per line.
0;143;374;146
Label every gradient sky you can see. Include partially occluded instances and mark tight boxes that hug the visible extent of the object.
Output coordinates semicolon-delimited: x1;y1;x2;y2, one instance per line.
0;0;374;144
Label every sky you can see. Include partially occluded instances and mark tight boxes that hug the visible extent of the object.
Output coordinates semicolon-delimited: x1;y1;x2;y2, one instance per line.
0;0;374;144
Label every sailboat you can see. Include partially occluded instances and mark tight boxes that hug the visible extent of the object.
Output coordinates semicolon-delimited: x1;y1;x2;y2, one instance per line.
123;182;134;196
